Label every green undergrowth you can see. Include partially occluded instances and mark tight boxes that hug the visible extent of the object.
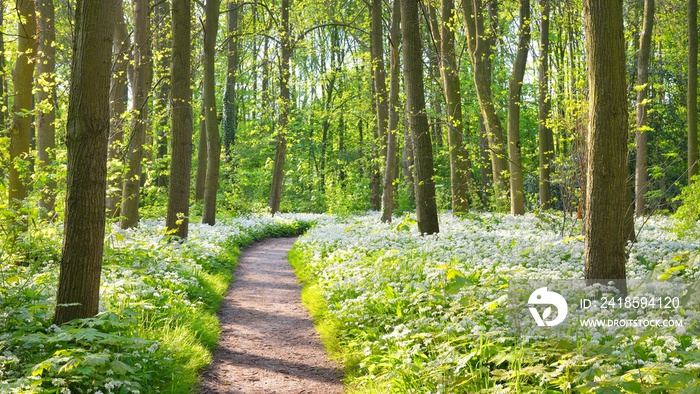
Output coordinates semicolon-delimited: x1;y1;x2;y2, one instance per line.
1;216;311;393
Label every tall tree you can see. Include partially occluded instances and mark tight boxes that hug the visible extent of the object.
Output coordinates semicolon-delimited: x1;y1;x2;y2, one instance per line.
121;0;151;229
107;0;130;217
538;0;553;209
438;0;472;215
460;0;508;200
371;0;388;211
154;0;170;187
36;0;57;216
688;0;698;182
381;0;401;222
195;101;208;201
222;0;240;157
9;0;37;207
402;0;439;234
506;0;531;215
202;0;222;225
582;0;628;288
0;1;5;131
269;0;291;214
165;0;193;238
634;0;655;216
54;0;114;325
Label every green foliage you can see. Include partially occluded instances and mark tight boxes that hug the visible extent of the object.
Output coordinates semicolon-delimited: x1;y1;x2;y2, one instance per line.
672;175;700;237
0;215;311;393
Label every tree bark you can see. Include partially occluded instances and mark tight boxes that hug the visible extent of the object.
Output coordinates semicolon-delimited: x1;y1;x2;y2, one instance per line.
371;0;389;159
9;0;37;207
381;0;401;222
195;101;208;201
223;0;240;157
538;0;553;209
634;0;654;216
402;0;439;234
438;0;472;215
269;0;291;214
165;0;193;238
460;0;508;201
506;0;530;215
582;0;628;289
120;0;150;229
54;0;114;325
107;0;130;217
0;1;5;133
688;0;698;182
154;0;170;188
36;0;57;217
202;0;222;225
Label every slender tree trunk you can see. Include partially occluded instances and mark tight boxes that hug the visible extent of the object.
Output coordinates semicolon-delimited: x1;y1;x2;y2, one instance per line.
461;0;508;201
381;0;401;222
427;4;444;150
165;0;193;238
439;0;472;215
107;0;130;216
371;0;389;158
538;0;553;209
634;0;654;216
223;0;240;158
9;0;37;207
506;0;530;215
120;0;150;229
582;0;628;289
0;2;5;133
269;0;291;214
36;0;57;217
54;0;114;325
402;0;439;234
478;115;492;203
688;0;698;182
195;101;207;201
154;0;170;188
202;0;222;225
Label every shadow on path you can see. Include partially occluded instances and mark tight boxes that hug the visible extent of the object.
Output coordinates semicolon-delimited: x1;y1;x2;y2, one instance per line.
199;237;343;394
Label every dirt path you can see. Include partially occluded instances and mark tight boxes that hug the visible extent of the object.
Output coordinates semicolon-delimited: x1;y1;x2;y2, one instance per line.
199;237;343;394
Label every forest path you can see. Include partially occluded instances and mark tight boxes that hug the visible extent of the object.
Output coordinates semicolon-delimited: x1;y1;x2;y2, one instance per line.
199;237;343;394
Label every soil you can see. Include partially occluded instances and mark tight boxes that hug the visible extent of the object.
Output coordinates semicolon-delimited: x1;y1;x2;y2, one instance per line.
199;237;344;394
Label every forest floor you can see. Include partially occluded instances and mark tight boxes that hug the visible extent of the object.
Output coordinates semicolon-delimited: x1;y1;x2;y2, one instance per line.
198;237;343;394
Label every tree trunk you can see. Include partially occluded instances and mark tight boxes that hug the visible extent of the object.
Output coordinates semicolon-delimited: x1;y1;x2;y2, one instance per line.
269;0;291;214
460;0;508;202
202;0;222;225
222;0;240;158
0;1;5;133
634;0;654;216
582;0;628;290
9;0;37;207
154;0;170;188
402;0;439;235
54;0;114;325
439;0;472;215
688;0;698;182
381;0;401;222
36;0;57;217
120;0;150;229
538;0;553;209
195;101;208;201
165;0;193;238
506;0;530;215
107;0;130;216
371;0;389;159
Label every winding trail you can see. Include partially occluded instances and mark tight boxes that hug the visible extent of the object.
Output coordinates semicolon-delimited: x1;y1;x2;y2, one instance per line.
199;237;343;394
